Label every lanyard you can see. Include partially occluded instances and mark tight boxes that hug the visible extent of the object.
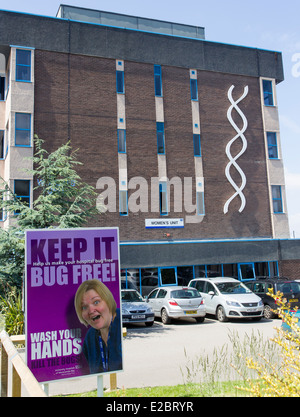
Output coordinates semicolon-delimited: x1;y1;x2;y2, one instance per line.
98;335;109;372
98;320;112;372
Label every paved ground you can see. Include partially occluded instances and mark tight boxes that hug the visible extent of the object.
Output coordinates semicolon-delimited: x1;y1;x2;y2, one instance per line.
33;316;280;396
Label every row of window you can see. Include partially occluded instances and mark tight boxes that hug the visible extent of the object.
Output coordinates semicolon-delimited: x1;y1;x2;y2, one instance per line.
0;181;283;220
121;261;279;296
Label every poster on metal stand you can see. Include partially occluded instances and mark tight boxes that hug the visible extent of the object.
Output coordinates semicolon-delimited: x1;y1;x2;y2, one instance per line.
25;227;123;387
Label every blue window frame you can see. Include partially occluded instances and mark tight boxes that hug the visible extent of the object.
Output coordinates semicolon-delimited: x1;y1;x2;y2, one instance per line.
14;180;30;213
118;129;126;153
263;80;274;106
154;65;162;97
272;185;283;213
116;70;124;94
156;122;165;154
119;190;128;216
267;132;278;159
190;78;198;101
238;263;256;281
159;182;168;215
16;49;31;82
15;113;31;146
193;134;201;156
159;267;177;286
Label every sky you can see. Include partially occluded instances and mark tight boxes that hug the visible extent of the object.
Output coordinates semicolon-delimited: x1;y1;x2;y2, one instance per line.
2;0;300;237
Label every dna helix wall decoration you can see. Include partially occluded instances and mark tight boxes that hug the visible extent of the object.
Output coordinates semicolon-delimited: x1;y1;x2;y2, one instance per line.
224;85;249;214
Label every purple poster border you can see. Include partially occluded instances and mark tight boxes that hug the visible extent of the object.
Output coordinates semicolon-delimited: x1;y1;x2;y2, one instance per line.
25;227;123;383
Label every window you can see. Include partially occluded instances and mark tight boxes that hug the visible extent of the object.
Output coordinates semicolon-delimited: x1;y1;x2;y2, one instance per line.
159;182;168;215
15;113;31;146
267;132;278;159
160;268;176;286
116;70;124;94
0;131;4;159
154;65;162;97
272;185;283;213
156;122;165;154
238;263;255;280
118;129;126;153
193;134;201;156
263;79;274;106
196;191;205;215
0;76;4;100
16;49;31;82
14;180;30;212
119;190;128;215
190;78;198;101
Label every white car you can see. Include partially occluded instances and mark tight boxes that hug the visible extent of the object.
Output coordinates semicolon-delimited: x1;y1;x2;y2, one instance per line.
188;277;264;322
146;286;206;324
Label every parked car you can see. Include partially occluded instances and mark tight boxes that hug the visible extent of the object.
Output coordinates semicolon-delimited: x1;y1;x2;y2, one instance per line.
121;289;154;327
188;277;264;322
244;278;300;319
146;286;205;324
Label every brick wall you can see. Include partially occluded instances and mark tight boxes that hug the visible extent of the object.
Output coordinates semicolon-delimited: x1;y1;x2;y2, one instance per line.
279;260;300;280
34;50;273;242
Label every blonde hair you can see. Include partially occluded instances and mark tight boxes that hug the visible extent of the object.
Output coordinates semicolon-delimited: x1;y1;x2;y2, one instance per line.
74;279;117;326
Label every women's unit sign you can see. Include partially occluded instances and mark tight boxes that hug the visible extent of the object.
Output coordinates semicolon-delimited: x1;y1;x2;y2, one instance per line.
25;228;121;383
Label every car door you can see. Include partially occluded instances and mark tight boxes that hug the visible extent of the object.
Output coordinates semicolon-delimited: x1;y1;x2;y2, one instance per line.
146;288;160;316
203;282;218;314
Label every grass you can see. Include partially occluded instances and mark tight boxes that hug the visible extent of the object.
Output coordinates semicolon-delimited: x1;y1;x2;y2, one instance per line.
58;380;253;397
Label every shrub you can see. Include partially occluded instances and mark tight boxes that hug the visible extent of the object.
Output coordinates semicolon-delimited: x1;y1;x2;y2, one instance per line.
0;285;24;336
238;289;300;397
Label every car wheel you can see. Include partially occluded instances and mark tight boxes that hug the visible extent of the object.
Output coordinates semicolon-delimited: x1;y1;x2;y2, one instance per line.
145;321;154;327
264;304;275;319
217;306;228;322
195;317;205;323
161;308;171;324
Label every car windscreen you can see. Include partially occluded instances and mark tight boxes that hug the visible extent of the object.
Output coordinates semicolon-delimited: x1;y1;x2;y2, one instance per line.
121;291;144;302
215;282;252;294
170;289;201;299
277;282;300;294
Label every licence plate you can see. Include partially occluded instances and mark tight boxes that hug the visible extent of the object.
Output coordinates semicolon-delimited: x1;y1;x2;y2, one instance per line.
290;299;298;302
185;310;197;315
131;314;145;319
247;308;257;312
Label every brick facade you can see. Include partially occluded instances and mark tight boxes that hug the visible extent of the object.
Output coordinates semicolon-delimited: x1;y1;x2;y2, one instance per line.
34;50;273;242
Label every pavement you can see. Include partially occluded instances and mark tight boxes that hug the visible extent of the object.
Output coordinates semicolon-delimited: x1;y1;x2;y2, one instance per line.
12;317;279;397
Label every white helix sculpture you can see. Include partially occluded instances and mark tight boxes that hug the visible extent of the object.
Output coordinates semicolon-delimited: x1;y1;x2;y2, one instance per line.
224;85;249;214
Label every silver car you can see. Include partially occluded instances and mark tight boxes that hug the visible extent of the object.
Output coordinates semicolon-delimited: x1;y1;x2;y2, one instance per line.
121;289;155;327
146;286;206;324
188;277;264;322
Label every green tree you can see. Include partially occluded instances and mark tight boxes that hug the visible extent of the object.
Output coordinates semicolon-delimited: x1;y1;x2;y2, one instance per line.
0;135;101;293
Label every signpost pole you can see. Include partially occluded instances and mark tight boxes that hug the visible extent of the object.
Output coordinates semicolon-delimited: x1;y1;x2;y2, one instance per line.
97;375;104;397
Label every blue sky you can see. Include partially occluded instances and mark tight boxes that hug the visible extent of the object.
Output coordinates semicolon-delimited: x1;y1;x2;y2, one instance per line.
2;0;300;237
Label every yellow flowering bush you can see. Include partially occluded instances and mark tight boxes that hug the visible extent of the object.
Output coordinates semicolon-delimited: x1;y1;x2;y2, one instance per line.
239;289;300;397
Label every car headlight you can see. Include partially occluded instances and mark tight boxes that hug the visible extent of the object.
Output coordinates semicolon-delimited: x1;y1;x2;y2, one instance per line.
226;300;241;307
258;300;264;307
122;308;129;314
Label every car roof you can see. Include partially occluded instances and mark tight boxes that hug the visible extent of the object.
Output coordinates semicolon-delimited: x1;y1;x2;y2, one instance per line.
121;289;138;292
192;277;239;283
156;286;198;291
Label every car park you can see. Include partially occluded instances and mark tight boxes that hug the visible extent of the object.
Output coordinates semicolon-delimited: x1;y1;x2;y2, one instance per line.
188;277;264;322
121;289;154;327
146;286;205;324
244;278;300;319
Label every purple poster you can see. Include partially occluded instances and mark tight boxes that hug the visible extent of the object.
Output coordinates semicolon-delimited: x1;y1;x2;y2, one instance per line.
25;228;123;383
